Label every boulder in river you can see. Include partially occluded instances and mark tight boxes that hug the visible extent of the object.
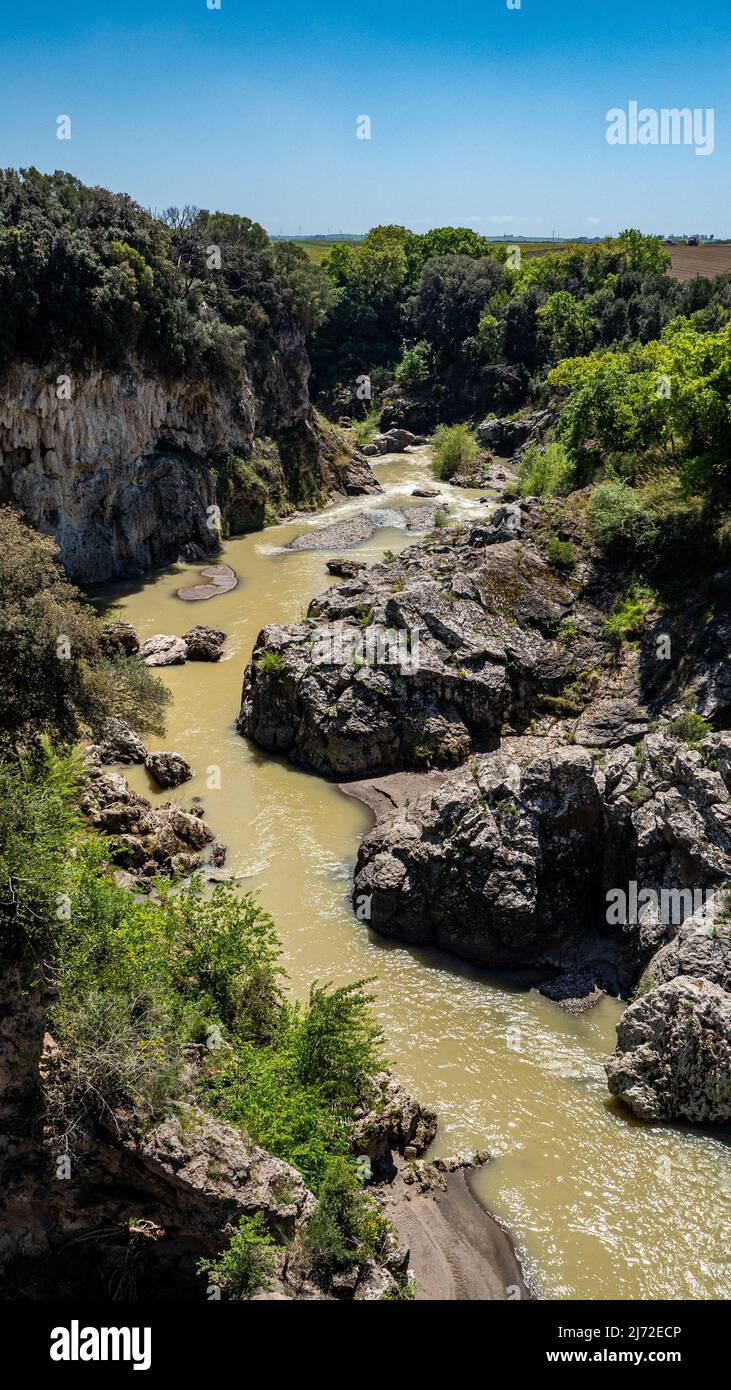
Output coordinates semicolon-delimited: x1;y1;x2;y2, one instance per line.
139;633;188;666
99;620;140;657
145;750;193;788
606;977;731;1123
326;558;368;578
182;624;227;661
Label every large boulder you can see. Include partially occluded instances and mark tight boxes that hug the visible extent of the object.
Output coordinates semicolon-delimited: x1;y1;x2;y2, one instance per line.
606;977;731;1123
182;625;226;661
351;1073;437;1177
98;621;140;657
93;717;147;765
349;733;731;988
145;750;193;788
139;634;188;666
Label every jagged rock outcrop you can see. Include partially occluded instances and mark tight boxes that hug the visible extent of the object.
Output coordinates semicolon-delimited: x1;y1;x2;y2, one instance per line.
94;716;147;765
239;500;731;777
605;977;731;1122
182;625;226;661
476;408;554;457
144;750;193;788
350;734;731;991
0;359;378;584
351;1072;438;1176
81;753;216;885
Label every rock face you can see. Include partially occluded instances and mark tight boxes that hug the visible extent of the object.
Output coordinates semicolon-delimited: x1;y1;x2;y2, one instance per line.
350;734;731;990
139;634;188;666
606;978;731;1122
240;499;731;778
182;625;227;661
476;408;554;458
144;750;193;788
94;717;147;765
0;358;378;585
351;1072;438;1177
238;514;592;775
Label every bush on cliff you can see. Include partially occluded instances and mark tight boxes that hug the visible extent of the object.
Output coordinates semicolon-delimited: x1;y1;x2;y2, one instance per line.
0;507;169;753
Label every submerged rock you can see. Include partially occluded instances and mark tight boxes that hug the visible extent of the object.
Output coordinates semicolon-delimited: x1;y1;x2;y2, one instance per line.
177;563;238;602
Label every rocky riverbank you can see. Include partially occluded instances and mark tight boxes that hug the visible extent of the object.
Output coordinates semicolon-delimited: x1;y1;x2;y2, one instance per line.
239;487;731;1124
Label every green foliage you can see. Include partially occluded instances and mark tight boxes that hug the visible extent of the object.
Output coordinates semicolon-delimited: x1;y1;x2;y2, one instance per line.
430;422;478;479
519;442;574;497
292;980;383;1103
0;506;169;753
254;649;286;675
0;169;317;391
351;405;381;446
603;585;656;646
0;746;83;963
303;1157;389;1281
91;653;171;738
545;536;577;572
668;712;713;744
394;339;431;386
197;1213;276;1297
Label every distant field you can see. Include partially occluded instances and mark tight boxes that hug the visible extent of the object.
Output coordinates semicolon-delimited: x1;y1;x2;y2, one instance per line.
278;239;349;264
667;244;731;282
281;237;731;280
522;240;731;283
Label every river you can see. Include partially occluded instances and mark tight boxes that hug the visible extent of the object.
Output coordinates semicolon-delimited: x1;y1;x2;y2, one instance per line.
98;448;731;1301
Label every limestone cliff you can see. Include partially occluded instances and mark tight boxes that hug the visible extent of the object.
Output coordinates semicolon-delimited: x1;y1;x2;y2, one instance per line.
0;355;376;585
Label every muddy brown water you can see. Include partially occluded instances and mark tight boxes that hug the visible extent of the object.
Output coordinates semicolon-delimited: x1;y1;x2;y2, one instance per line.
99;448;731;1300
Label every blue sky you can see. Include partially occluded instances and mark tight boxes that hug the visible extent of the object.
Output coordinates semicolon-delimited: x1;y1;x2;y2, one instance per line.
1;0;729;236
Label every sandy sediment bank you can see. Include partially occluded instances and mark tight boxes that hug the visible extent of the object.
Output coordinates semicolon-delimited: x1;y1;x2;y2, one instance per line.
382;1166;531;1301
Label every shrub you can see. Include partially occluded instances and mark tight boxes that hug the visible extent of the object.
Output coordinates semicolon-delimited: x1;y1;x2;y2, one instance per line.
0;746;82;962
197;1213;276;1297
303;1157;389;1280
351;406;381;447
254;649;285;675
668;712;713;744
545;536;577;571
430;423;478;480
603;585;656;646
588;481;660;564
394;340;431;386
291;980;383;1104
519;442;574;498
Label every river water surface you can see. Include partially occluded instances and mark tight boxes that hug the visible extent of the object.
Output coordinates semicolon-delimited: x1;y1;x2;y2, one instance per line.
100;450;731;1300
